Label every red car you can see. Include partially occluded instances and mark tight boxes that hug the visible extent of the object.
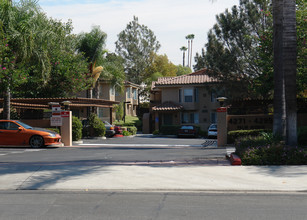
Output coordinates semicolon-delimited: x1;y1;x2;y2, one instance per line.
0;120;62;148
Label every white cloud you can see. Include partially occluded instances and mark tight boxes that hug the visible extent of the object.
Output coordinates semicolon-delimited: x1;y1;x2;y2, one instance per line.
40;0;239;66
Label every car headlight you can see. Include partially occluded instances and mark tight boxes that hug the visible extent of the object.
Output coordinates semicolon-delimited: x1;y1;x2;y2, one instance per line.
49;133;56;137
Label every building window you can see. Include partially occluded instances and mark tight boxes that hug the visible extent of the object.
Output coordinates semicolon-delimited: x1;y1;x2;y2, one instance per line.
194;88;199;102
182;112;199;124
211;112;217;123
110;86;115;96
211;91;217;102
179;89;182;103
184;89;193;102
133;89;137;100
127;87;131;98
98;108;104;119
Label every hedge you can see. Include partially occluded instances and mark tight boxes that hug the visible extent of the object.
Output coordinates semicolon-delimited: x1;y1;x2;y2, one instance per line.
228;129;270;144
160;125;181;135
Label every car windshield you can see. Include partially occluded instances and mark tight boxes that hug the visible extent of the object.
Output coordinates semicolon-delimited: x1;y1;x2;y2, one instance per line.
103;121;112;126
16;121;33;129
181;126;194;130
209;124;217;129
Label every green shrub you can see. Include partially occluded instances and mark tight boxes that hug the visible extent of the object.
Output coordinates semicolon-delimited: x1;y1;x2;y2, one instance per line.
122;130;131;136
46;128;60;134
152;130;159;135
241;145;307;165
127;126;137;135
228;129;270;144
235;133;307;165
72;116;82;141
160;125;181;135
298;126;307;146
88;113;106;137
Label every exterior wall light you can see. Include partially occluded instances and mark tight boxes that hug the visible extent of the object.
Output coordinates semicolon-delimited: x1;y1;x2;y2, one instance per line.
216;97;227;107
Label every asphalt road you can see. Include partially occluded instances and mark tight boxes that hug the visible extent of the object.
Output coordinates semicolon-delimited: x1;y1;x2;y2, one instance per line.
0;191;306;220
0;135;225;164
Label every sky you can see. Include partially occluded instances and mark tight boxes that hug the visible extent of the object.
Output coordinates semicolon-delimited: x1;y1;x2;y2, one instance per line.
39;0;239;67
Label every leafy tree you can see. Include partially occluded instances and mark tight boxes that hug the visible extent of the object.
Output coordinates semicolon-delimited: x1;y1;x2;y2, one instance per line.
176;65;192;76
115;16;161;84
145;53;177;79
0;0;52;119
100;53;125;92
13;16;91;98
195;0;272;99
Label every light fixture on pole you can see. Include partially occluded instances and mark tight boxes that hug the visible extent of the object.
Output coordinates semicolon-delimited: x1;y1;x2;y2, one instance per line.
216;97;227;107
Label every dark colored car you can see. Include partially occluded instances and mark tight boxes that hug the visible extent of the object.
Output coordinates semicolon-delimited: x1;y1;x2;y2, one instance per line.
177;125;199;138
208;124;217;139
0;120;62;148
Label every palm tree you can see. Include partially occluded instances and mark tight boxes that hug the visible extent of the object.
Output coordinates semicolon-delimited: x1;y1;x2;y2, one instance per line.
76;26;107;100
180;46;188;66
185;34;195;68
0;0;51;119
273;0;297;146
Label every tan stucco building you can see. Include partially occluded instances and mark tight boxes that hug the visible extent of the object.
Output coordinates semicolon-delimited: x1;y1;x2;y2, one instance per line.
150;69;222;132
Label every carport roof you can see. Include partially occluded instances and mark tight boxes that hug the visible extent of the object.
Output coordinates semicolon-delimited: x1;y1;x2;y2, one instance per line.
152;101;183;111
0;97;119;110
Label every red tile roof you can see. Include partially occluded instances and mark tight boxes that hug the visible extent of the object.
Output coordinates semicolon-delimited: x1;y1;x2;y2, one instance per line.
153;68;218;89
152;101;183;111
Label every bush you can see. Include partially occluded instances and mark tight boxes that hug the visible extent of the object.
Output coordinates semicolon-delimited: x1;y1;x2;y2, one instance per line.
46;128;60;134
88;113;106;137
235;133;307;165
72;116;82;141
298;126;307;146
122;130;131;136
160;125;181;135
240;145;307;165
127;126;137;135
228;129;270;144
152;130;159;135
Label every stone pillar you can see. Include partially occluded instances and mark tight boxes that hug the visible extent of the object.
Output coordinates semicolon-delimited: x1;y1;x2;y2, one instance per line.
142;113;150;134
61;111;72;146
217;107;227;147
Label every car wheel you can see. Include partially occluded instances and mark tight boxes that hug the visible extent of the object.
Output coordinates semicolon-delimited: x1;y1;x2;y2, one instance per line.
29;135;44;148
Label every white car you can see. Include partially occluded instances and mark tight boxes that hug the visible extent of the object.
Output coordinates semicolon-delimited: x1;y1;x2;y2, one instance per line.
208;124;217;139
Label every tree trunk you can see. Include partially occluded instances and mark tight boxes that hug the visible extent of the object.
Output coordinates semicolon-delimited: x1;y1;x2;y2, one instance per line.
187;40;190;68
273;0;286;140
283;0;297;146
273;0;297;146
190;40;193;68
3;84;11;120
183;51;185;67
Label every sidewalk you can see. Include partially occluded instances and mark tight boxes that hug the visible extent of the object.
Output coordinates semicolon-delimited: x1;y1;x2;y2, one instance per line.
0;163;306;192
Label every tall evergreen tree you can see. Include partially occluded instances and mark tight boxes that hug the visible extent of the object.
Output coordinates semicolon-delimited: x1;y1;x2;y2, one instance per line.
195;0;272;98
115;16;161;84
